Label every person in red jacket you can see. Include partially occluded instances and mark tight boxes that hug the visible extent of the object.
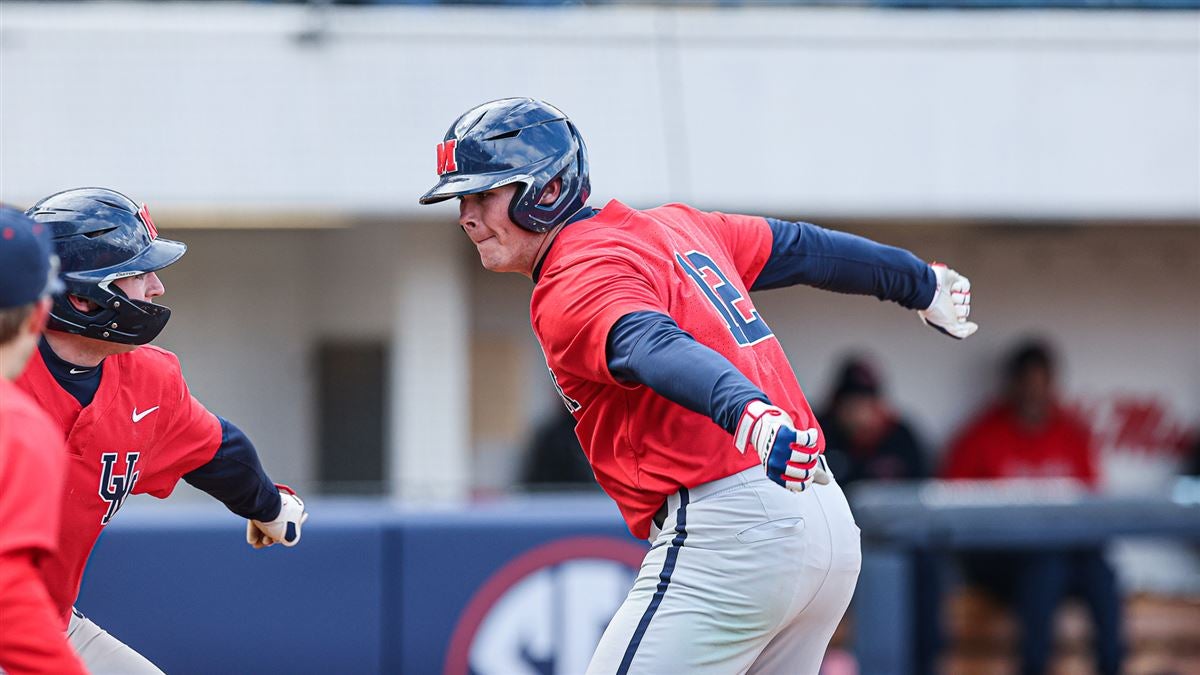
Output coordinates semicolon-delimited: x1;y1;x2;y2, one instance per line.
943;342;1096;485
0;205;87;675
942;340;1123;675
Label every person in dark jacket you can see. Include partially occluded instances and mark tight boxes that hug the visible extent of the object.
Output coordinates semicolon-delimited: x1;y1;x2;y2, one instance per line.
819;355;929;489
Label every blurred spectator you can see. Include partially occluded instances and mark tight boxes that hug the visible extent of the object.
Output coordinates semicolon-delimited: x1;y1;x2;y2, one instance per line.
818;355;940;675
1185;432;1200;477
819;355;928;489
521;407;597;489
942;339;1123;675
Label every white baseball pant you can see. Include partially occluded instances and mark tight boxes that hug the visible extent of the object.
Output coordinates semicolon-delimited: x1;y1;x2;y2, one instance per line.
586;463;861;675
67;608;163;675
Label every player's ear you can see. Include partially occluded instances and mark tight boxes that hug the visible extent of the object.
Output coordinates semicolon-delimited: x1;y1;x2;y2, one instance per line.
538;178;563;206
68;294;99;315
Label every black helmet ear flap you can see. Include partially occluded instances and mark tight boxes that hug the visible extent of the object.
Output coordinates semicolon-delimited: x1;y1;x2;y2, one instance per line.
522;174;576;228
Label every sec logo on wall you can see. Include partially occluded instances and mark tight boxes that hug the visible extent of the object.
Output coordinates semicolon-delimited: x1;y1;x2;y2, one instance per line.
444;537;646;675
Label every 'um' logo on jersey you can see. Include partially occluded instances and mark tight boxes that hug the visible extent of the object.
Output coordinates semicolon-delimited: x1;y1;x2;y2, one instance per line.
676;250;774;347
98;452;141;525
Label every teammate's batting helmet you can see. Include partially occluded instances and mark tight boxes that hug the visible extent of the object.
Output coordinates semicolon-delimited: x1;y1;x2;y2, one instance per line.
419;97;590;233
26;188;186;345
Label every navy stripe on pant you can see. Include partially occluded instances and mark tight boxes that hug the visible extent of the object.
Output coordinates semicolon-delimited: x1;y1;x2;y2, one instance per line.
616;488;690;675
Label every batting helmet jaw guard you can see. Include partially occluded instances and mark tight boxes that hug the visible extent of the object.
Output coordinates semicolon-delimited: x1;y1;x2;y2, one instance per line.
419;97;590;233
26;188;186;345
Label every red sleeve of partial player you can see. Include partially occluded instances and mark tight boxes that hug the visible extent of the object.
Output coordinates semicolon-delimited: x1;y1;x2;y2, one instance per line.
135;378;222;499
705;212;774;289
532;251;666;385
0;407;66;558
0;551;88;675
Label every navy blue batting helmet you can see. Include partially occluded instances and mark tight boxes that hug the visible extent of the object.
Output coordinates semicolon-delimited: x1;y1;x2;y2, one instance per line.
26;188;186;345
419;98;590;233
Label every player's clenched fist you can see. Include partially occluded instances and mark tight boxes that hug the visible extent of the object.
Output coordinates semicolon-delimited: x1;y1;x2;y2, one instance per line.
918;263;978;339
247;484;308;549
734;401;831;492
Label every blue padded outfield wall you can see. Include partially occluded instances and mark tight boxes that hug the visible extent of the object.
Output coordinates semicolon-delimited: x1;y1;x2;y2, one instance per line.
73;487;1200;674
77;497;644;675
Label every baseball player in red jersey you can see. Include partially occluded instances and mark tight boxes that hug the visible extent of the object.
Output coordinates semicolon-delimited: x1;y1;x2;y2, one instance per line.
0;206;87;675
421;99;978;674
14;188;308;674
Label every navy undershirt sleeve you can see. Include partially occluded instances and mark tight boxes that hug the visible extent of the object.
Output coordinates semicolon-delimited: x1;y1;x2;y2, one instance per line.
755;218;936;310
183;418;282;522
606;311;767;435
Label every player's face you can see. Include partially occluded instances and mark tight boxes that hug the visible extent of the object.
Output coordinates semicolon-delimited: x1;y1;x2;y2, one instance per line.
458;185;544;275
67;271;164;318
1011;365;1054;422
59;272;166;356
112;271;165;303
45;270;168;360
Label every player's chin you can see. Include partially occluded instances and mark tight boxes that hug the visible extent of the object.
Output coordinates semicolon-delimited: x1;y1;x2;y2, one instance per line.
476;253;509;273
109;341;141;355
85;339;140;356
475;247;515;273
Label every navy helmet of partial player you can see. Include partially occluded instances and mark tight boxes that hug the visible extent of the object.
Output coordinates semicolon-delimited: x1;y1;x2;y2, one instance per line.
26;187;186;345
419;97;590;233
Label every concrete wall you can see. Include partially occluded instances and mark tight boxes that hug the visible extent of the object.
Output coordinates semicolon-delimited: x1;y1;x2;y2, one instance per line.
1;2;1197;218
152;219;474;498
141;219;1198;498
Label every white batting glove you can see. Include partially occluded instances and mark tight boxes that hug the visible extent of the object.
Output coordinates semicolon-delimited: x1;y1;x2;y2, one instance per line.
734;401;831;492
247;484;308;549
918;263;978;340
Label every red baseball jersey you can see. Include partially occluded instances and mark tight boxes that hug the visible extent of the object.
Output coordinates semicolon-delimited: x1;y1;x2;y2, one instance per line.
0;378;86;675
16;344;222;622
531;200;821;539
0;378;67;563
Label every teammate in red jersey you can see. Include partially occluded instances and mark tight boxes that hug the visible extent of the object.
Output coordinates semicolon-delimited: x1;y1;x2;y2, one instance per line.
0;205;87;675
16;188;308;674
421;98;978;674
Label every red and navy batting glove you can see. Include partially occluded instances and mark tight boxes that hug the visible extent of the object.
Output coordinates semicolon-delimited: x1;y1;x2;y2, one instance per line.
734;401;830;492
247;484;308;549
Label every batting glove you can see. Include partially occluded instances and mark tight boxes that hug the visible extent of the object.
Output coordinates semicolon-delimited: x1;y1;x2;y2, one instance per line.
918;263;978;340
247;484;308;549
734;401;831;492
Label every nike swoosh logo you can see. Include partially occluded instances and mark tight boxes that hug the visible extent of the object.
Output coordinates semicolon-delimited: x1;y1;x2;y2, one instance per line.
132;406;160;423
69;368;90;375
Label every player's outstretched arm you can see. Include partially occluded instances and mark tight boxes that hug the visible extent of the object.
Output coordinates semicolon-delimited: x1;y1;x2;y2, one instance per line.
182;418;307;548
751;219;978;339
608;311;828;491
752;219;933;304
